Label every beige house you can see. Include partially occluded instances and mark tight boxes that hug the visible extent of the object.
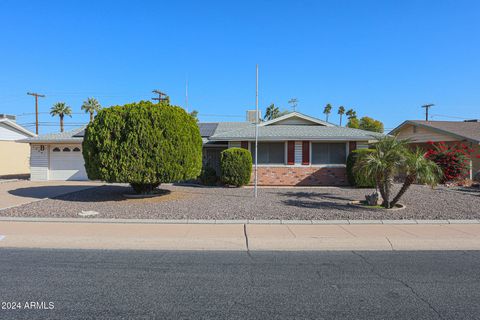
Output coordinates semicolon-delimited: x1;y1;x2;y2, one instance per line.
390;120;480;178
0;115;36;178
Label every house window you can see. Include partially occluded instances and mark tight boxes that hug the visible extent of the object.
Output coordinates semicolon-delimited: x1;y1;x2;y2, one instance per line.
73;147;81;152
52;147;60;152
311;143;346;164
62;147;71;152
250;142;285;164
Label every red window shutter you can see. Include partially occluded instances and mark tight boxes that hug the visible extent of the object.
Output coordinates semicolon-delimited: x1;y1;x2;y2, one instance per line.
302;141;310;165
241;141;249;149
287;141;295;165
349;141;357;152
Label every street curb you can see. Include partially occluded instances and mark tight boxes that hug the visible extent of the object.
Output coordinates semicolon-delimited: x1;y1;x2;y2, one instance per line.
0;216;479;225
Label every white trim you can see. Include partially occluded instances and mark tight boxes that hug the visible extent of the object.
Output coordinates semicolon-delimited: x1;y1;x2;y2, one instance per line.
0;119;36;138
259;111;334;127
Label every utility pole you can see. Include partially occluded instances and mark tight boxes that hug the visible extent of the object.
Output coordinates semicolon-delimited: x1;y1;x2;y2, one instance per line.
27;92;45;135
421;103;434;121
152;90;168;103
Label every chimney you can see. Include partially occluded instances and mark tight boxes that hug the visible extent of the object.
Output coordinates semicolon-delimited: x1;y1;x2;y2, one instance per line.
246;110;261;123
0;114;16;122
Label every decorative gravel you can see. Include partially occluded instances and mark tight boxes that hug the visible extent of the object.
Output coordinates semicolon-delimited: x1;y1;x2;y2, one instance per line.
1;183;479;220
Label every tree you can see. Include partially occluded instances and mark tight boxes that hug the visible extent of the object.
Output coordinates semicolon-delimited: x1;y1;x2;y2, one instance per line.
81;97;102;122
338;106;345;126
189;110;199;122
323;104;332;122
346;109;356;120
355;136;441;208
390;148;442;207
264;103;280;120
50;102;72;132
347;117;360;128
359;116;384;133
82;100;203;194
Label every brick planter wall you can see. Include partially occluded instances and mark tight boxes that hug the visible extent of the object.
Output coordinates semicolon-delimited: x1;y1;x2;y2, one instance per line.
250;166;348;186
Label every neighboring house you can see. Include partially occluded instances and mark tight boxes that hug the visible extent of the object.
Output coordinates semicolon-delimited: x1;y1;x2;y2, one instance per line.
22;111;382;185
21;127;87;181
0;115;36;178
390;120;480;178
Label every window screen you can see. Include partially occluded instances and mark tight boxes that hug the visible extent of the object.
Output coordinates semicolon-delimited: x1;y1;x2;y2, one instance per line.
311;143;346;164
250;142;285;164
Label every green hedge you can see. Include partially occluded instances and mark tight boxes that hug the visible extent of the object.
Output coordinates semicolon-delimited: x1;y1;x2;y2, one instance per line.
346;148;376;187
220;148;252;187
82;100;202;193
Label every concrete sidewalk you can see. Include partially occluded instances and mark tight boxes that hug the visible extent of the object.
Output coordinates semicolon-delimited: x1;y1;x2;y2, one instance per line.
1;221;480;251
0;180;102;210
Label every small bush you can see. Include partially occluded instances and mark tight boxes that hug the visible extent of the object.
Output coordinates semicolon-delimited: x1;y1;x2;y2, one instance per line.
199;165;218;186
347;149;376;187
220;148;252;187
425;141;473;182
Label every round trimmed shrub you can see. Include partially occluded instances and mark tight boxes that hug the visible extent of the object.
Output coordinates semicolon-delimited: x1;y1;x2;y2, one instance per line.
346;148;376;187
220;148;252;187
82;100;202;194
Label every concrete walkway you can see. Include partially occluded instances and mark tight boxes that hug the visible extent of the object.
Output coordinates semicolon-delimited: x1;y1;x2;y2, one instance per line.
1;221;480;251
0;180;102;210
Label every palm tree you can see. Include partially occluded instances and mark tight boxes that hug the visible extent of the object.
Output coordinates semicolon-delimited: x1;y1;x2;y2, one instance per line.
356;137;441;208
264;103;280;120
50;102;72;133
346;108;357;120
323;104;332;122
81;97;102;122
338;106;345;126
355;136;408;208
390;148;442;207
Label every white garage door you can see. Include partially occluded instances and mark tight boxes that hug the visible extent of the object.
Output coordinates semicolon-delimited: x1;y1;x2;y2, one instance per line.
49;145;88;181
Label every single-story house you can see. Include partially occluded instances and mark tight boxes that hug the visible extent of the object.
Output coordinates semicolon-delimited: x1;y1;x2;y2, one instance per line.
22;111;382;185
390;120;480;178
0;115;36;178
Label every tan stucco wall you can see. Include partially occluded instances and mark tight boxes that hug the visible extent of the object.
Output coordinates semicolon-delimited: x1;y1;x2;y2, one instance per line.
0;141;30;176
395;124;457;143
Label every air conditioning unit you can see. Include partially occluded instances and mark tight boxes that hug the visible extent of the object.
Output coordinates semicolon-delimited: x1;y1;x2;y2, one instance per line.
246;110;261;123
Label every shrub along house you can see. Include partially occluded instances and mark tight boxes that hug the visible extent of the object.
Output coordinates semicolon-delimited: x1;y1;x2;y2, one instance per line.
22;111;382;185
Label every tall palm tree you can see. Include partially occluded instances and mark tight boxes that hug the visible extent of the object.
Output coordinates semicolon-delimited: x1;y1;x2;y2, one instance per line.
264;103;280;120
338;106;345;126
390;148;442;207
346;108;357;120
81;97;102;122
50;102;72;133
323;104;332;122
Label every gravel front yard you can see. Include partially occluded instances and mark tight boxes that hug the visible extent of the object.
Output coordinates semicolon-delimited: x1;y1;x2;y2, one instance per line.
1;183;479;220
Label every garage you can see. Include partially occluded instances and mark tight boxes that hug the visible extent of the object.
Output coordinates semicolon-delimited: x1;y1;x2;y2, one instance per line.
49;145;88;181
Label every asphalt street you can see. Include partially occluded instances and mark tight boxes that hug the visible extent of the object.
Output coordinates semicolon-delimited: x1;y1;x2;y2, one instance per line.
1;249;480;320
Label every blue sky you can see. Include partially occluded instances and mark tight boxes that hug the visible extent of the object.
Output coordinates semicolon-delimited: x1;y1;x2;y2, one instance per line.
1;0;479;134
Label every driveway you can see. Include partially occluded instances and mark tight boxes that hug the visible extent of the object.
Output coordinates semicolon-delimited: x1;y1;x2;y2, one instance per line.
0;180;103;210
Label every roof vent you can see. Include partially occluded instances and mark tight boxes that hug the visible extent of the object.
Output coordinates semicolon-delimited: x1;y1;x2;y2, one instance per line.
0;114;16;122
246;110;261;123
464;119;479;122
